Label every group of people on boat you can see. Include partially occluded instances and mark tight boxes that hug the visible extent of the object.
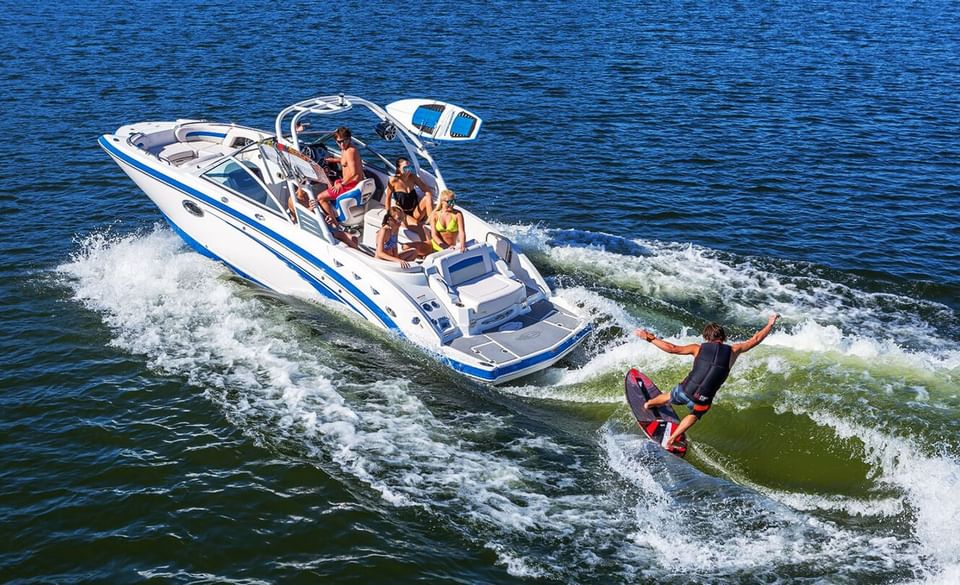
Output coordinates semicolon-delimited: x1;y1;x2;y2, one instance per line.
378;164;465;268
286;126;466;268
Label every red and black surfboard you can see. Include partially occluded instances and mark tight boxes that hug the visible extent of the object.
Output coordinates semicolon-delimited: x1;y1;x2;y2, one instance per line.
624;368;688;457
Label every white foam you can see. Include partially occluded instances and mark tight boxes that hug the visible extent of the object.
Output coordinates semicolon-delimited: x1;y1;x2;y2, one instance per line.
905;563;960;585
54;229;657;579
760;490;904;517
483;543;549;578
598;427;672;506
552;285;638;335
59;227;952;582
598;423;919;579
495;222;960;373
764;320;959;371
784;404;960;576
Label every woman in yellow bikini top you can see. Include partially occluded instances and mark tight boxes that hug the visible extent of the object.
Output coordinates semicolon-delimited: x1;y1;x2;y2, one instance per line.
430;189;467;253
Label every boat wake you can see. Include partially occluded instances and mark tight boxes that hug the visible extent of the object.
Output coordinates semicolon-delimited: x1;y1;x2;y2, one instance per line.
500;223;960;353
57;224;959;583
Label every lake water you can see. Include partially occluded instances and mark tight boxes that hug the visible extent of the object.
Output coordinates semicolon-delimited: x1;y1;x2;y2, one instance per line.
2;1;959;583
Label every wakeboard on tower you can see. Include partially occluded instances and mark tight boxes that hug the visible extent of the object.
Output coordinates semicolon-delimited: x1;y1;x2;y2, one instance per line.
384;99;482;142
624;368;688;457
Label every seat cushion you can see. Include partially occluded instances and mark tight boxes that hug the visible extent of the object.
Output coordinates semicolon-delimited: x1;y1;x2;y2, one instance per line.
335;188;363;224
158;143;197;165
336;178;376;225
456;273;525;317
443;250;492;286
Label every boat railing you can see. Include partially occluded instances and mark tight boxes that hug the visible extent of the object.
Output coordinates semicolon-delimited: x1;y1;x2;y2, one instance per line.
277;94;449;195
484;232;513;264
292;201;337;245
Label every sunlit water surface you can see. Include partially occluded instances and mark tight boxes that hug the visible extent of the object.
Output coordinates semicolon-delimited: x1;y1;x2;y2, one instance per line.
2;1;959;583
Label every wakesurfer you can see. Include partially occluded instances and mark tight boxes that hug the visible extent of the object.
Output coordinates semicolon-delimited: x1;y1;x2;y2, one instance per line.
635;314;780;450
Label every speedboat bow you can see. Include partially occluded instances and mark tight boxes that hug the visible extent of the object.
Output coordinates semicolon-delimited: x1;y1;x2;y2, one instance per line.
99;94;591;383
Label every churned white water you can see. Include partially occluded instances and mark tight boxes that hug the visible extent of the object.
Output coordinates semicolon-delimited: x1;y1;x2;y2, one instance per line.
500;223;958;357
58;225;958;582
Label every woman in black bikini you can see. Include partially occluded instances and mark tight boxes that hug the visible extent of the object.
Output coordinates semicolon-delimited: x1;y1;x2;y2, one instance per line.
384;157;434;223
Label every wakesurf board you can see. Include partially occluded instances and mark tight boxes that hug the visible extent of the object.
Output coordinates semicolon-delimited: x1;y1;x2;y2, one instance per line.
624;368;688;457
385;99;482;142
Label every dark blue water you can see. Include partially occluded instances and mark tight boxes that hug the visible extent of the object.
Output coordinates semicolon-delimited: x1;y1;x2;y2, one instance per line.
3;1;959;583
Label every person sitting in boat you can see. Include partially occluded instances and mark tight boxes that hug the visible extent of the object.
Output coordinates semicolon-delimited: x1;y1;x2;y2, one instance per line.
313;126;365;226
287;177;318;222
429;189;466;253
383;160;433;258
290;179;358;249
384;157;434;223
376;206;419;268
396;206;433;259
635;314;780;451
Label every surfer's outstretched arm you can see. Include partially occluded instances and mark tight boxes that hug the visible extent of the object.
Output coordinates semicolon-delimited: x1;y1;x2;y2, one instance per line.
634;329;698;355
731;313;780;355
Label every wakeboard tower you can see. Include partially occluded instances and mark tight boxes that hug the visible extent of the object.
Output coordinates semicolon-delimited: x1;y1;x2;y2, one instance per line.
624;368;688;457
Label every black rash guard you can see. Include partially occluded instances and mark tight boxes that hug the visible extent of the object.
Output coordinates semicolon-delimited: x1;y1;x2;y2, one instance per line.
682;342;733;405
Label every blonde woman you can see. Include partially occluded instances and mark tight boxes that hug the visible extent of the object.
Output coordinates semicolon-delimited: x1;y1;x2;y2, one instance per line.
430;189;466;253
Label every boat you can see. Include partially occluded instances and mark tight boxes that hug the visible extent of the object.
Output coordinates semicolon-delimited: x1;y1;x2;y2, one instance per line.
99;94;591;383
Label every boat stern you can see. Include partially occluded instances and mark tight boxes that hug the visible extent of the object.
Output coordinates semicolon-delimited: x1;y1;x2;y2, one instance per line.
441;300;592;384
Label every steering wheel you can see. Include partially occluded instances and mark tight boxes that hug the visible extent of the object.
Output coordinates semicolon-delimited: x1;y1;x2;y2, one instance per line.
313;143;341;181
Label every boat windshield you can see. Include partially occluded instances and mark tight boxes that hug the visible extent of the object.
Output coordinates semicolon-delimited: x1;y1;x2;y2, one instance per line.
202;157;282;215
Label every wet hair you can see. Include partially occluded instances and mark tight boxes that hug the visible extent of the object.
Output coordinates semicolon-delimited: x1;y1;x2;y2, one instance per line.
395;157;410;176
702;322;726;342
333;126;351;141
381;205;404;227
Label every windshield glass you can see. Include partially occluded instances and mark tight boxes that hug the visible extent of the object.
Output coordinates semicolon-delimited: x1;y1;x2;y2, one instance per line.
202;157;281;214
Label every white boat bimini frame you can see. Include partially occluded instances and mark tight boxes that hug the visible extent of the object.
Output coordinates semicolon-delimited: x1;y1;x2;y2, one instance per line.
100;94;591;383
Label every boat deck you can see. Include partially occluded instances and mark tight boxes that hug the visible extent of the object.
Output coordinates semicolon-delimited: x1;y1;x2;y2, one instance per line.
448;301;582;365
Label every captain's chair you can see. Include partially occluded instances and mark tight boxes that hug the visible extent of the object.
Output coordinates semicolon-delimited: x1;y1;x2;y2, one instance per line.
334;178;376;227
424;243;528;335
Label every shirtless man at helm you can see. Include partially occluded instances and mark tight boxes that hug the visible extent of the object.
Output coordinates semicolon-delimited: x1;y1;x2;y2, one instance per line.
313;126;365;226
635;313;780;450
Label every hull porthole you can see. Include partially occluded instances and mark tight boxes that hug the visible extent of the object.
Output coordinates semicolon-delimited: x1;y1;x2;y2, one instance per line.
182;200;204;217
